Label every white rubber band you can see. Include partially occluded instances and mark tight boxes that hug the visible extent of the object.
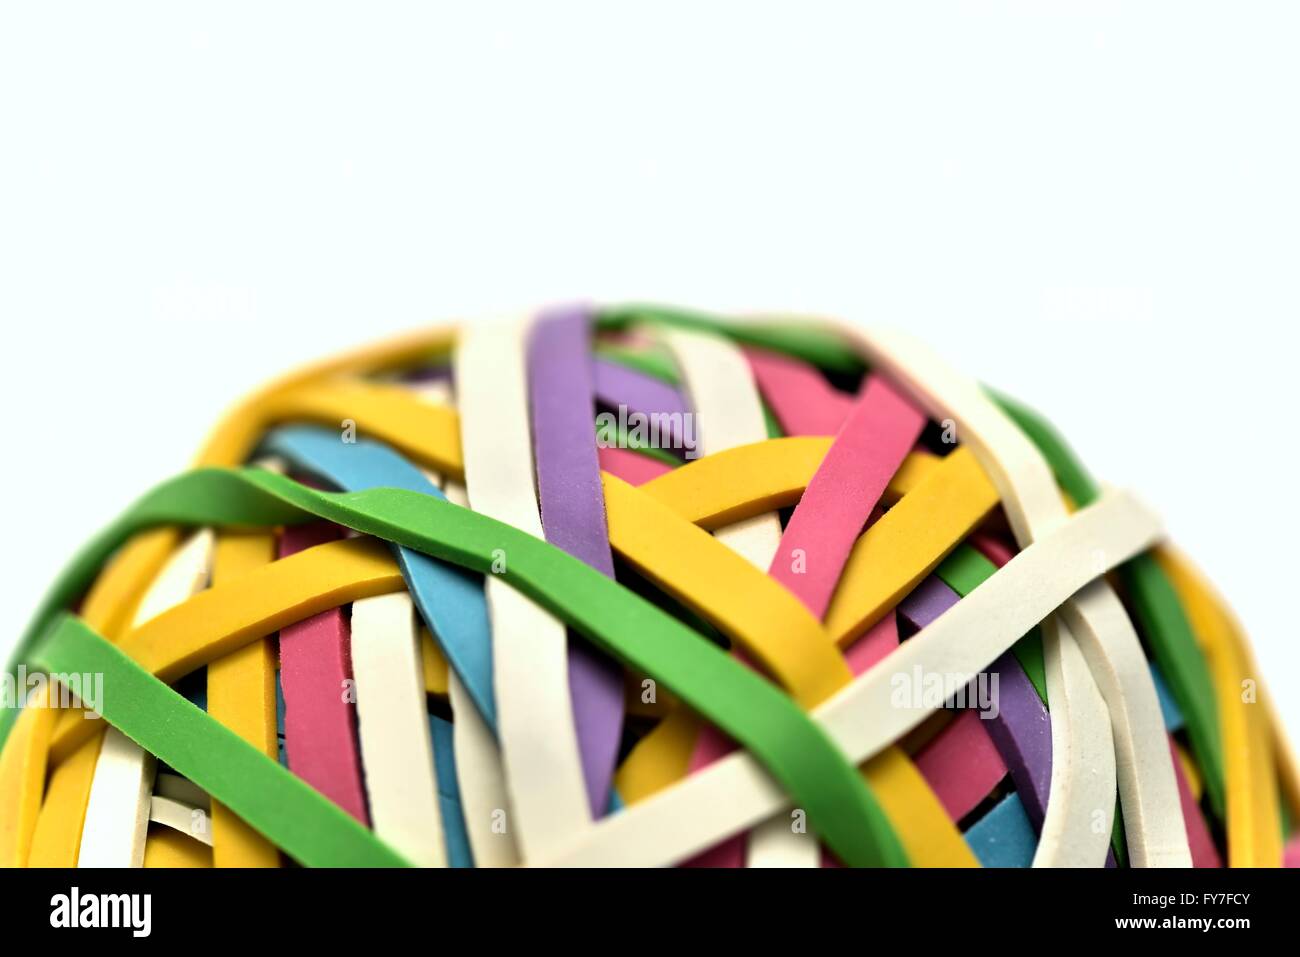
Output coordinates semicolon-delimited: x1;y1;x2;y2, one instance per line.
78;728;157;867
351;590;445;867
148;794;214;847
1034;616;1115;866
154;772;209;810
455;320;591;863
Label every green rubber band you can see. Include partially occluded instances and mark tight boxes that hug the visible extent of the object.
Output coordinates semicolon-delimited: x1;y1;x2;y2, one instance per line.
7;467;905;867
32;614;410;867
988;386;1226;818
605;422;682;466
598;303;866;375
594;343;679;383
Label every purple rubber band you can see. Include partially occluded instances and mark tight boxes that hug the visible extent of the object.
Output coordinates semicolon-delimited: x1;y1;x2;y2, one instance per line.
593;358;688;418
983;651;1052;829
527;304;624;817
592;358;690;452
898;575;962;633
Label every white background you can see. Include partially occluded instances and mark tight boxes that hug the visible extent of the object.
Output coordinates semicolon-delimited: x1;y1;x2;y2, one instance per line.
2;3;1297;742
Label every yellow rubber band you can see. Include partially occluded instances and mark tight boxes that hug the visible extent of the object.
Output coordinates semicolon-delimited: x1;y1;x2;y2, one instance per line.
614;710;700;805
142;826;214;868
420;628;450;696
825;446;999;646
637;437;937;529
27;732;105;867
207;530;281;868
1157;547;1282;867
0;684;57;867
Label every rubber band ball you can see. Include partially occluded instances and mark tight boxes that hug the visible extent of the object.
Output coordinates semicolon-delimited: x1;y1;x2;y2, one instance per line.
1;304;1294;869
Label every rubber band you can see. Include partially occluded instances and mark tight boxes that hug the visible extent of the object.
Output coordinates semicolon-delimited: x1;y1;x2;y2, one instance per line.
155;771;210;809
276;519;369;825
1157;549;1282;867
26;732;104;866
592;357;690;449
350;591;444;865
614;710;699;805
207;529;281;868
430;715;474;868
456;320;593;861
596;445;674;485
744;346;854;437
0;684;56;867
421;629;449;695
965;792;1036;868
1171;736;1222;868
446;669;519;868
1034;616;1116;867
149;794;213;846
77;727;156;867
528;305;624;817
770;375;926;619
143;826;212;868
913;709;1007;821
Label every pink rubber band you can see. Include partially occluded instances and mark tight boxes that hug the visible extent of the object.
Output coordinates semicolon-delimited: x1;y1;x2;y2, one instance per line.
844;612;899;676
970;531;1016;568
745;346;853;436
278;522;370;825
596;446;674;486
914;709;1008;821
1285;834;1300;868
1170;737;1222;868
770;376;927;619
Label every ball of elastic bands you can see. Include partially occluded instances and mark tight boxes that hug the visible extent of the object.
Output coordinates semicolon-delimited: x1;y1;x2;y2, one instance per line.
1;304;1294;869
